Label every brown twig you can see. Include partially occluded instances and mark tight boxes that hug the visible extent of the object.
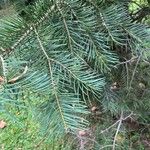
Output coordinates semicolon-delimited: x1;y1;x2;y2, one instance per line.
8;66;28;84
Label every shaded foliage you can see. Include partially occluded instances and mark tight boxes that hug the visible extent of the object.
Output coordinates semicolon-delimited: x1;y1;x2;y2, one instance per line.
0;0;150;149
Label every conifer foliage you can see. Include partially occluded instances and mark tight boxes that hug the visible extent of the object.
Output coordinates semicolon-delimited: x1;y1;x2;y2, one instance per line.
0;0;149;148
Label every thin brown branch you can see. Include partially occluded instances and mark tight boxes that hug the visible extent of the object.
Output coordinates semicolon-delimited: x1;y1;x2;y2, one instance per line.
8;66;28;84
115;56;138;67
112;112;134;150
128;54;142;90
100;112;133;134
112;111;123;150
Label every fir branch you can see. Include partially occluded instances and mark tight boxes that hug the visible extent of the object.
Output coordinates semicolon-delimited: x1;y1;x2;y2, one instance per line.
34;27;68;131
86;0;126;45
3;4;55;56
56;3;73;53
